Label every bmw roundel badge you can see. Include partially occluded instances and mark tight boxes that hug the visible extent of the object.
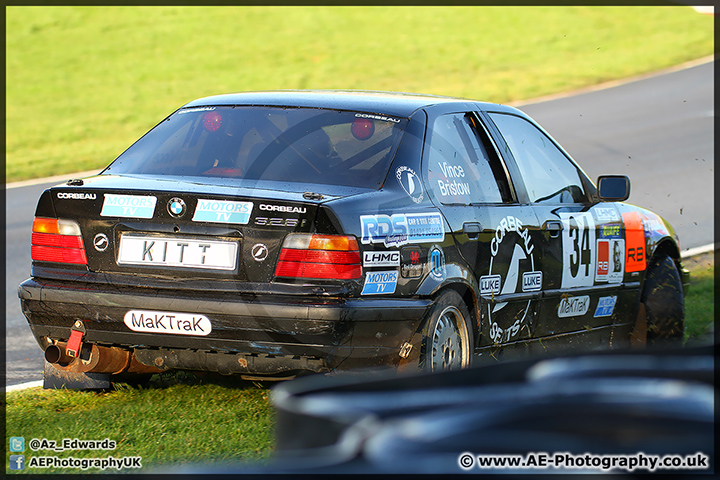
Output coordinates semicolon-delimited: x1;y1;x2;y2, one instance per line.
168;198;186;218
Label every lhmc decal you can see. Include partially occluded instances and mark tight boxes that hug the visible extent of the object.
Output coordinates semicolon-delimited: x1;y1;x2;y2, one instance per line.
363;251;400;267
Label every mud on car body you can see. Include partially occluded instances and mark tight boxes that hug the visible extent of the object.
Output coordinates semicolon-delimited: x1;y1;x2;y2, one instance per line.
18;90;689;386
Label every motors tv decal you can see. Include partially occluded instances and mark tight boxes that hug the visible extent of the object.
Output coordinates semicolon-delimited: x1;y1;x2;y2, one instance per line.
101;194;157;219
193;199;253;224
361;270;398;295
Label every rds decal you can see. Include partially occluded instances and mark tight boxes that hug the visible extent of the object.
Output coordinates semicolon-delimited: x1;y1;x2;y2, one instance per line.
360;213;444;247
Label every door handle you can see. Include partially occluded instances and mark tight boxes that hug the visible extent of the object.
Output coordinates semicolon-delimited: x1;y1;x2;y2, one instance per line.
462;222;482;240
543;220;563;238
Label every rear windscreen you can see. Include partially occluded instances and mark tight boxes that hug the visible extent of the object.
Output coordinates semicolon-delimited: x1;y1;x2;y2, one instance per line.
104;106;408;189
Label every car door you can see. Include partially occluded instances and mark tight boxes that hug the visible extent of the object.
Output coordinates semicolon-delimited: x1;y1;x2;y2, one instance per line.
484;111;627;342
422;107;542;347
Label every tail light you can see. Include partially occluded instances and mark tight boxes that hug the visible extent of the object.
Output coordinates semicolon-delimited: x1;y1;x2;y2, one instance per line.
31;217;87;265
275;234;362;280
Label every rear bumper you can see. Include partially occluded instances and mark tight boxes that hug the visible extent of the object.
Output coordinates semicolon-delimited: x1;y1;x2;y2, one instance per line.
19;277;431;374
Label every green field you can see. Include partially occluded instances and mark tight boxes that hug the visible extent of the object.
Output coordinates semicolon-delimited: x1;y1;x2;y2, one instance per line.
5;5;713;182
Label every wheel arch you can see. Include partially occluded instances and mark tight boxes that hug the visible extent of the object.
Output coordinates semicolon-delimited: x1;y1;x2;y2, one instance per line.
648;237;682;268
434;282;480;345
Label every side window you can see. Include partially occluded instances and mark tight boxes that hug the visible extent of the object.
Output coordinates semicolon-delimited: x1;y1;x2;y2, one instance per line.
425;113;509;205
488;112;587;204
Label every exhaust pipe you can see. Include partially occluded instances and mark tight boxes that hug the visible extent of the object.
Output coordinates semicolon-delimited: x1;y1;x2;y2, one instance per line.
45;342;162;375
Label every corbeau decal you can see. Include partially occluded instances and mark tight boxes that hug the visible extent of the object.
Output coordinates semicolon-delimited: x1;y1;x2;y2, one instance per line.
361;270;399;295
124;310;212;336
259;204;307;214
594;296;617;318
193;199;253;224
558;295;590;318
560;212;596;288
57;192;97;200
622;211;646;272
101;194;157;219
93;233;109;252
178;106;216;115
395;166;424;204
363;251;400;267
354;113;401;123
251;243;269;262
360;213;444;247
487;215;537;344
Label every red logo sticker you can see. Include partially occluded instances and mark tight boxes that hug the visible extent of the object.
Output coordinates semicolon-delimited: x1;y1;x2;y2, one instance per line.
597;240;609;276
622;212;646;272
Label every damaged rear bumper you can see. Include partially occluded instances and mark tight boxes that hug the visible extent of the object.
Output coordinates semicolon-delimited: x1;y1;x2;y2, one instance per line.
19;277;431;375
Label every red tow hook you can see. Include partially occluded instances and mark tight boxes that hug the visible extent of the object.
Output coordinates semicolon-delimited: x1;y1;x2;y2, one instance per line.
65;320;86;358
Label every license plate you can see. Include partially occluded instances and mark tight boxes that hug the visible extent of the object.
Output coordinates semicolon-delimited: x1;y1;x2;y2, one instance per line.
117;234;238;270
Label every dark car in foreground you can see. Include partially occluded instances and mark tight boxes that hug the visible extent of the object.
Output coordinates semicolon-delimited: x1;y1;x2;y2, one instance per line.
18;90;689;387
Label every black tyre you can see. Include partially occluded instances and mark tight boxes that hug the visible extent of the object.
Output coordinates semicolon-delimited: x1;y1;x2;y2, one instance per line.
419;290;474;371
640;255;685;347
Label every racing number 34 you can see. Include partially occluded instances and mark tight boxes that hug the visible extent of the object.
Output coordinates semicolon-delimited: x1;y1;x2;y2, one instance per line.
560;212;596;288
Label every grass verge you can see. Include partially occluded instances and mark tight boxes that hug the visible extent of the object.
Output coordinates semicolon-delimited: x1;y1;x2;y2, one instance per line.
5;5;713;182
5;255;713;474
683;252;715;344
4;372;274;474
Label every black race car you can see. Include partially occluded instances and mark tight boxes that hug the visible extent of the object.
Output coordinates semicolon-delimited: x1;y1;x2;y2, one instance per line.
19;90;689;386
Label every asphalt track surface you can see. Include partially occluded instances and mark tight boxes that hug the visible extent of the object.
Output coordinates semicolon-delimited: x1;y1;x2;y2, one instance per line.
4;59;713;386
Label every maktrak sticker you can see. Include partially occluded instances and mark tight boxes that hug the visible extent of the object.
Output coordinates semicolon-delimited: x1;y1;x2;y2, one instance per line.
557;295;590;318
124;310;211;336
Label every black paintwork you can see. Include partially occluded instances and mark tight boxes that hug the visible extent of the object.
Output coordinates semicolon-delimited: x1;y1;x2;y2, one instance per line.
18;90;686;376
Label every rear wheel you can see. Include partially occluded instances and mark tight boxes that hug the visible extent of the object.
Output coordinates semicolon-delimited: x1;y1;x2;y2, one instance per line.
420;290;474;371
637;255;685;347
